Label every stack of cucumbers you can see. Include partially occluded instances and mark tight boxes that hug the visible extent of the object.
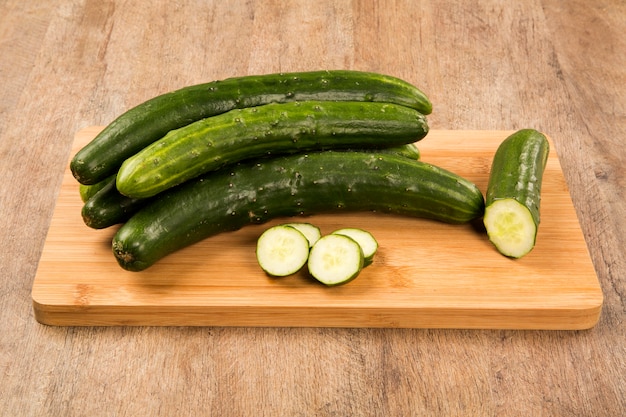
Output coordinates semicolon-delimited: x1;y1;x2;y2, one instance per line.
72;70;548;276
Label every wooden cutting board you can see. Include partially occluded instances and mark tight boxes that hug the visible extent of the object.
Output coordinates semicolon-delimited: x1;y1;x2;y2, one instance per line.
31;127;603;329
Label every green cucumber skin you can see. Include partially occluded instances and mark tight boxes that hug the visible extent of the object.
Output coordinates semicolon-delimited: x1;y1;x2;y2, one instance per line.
70;70;432;185
112;151;484;271
79;174;116;203
81;176;149;229
79;145;418;229
116;101;429;198
338;144;419;160
378;143;420;160
486;129;550;227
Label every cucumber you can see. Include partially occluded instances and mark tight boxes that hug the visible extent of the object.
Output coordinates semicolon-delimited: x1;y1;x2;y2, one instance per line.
332;228;378;266
308;234;364;286
256;225;310;277
81;176;149;229
116;101;429;198
483;129;550;258
112;150;484;271
361;143;419;160
81;146;416;229
387;143;420;160
71;70;432;185
79;174;115;203
283;223;322;248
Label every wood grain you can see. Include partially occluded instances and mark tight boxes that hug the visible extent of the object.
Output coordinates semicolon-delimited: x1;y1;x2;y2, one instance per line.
32;127;602;329
2;1;625;416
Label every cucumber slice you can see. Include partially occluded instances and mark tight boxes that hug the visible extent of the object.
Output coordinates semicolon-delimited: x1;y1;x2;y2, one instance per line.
483;199;536;258
284;222;321;248
331;228;378;266
308;234;364;286
256;225;310;276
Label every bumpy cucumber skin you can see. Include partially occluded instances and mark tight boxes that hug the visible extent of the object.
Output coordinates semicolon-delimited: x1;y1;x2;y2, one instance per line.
485;129;550;228
79;145;418;229
81;176;149;229
115;101;429;198
70;70;432;185
112;151;484;271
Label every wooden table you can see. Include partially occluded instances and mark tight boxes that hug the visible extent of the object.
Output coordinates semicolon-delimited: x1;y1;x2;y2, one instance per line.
2;1;624;415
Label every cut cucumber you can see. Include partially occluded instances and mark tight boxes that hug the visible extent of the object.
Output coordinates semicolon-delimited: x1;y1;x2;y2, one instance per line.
256;225;310;277
484;129;550;258
284;223;321;248
331;228;378;266
308;234;364;286
483;199;536;258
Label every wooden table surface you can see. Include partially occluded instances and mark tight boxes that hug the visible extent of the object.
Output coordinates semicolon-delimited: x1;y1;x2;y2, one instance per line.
1;1;624;415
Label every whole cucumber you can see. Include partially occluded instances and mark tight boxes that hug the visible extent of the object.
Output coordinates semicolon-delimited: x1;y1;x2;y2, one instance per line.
112;151;484;271
77;144;419;230
116;100;429;198
71;70;432;185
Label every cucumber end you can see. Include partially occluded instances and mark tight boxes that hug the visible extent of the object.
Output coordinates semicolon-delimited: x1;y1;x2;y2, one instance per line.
112;241;150;272
79;184;91;203
484;199;537;258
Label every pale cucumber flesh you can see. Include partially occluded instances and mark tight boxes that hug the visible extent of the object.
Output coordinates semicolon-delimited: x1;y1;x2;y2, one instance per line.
331;228;378;265
284;222;321;248
256;225;310;276
308;234;364;286
483;198;537;258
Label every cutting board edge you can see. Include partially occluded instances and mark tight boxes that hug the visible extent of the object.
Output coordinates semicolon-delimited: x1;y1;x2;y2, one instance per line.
32;292;603;329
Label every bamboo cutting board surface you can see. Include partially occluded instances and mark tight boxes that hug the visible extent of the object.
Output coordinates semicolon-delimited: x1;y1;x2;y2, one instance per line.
32;127;603;329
